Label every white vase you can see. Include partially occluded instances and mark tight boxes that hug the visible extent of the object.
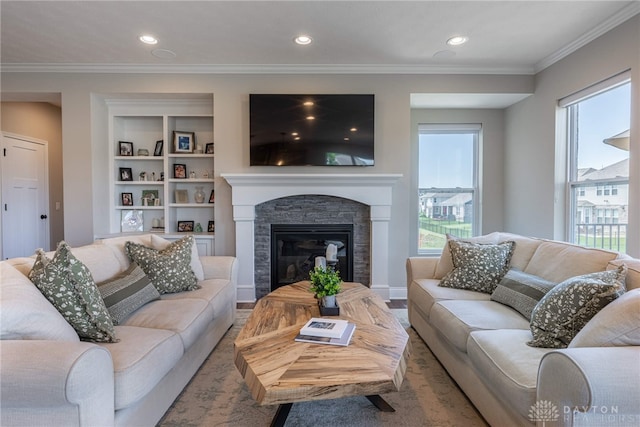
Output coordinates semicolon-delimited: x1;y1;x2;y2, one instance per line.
194;186;205;203
322;295;337;308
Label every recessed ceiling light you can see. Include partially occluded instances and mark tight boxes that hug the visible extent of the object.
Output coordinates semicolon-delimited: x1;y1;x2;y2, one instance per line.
294;35;313;45
446;36;468;46
306;116;315;120
350;127;357;132
139;35;158;45
303;101;314;106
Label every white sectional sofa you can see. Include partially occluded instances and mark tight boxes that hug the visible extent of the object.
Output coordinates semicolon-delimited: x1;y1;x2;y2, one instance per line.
0;234;238;427
407;232;640;427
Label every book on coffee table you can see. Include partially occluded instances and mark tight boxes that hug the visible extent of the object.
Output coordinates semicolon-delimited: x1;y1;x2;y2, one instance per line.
299;317;349;339
295;322;356;346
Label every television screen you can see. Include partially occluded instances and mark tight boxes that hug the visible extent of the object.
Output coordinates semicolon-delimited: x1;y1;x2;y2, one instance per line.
250;94;374;166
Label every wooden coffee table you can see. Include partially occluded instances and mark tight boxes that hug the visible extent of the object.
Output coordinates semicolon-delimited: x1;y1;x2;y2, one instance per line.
234;281;411;426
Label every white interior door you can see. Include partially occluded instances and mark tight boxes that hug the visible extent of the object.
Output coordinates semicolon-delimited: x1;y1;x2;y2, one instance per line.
1;132;49;259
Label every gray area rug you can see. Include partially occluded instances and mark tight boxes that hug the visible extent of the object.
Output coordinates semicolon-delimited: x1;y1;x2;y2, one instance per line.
158;309;488;426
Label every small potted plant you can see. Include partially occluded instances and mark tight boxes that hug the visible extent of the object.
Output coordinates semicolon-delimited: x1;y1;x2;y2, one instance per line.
309;266;342;315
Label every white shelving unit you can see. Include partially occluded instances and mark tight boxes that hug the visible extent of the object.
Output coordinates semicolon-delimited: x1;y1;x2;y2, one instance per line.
105;97;215;254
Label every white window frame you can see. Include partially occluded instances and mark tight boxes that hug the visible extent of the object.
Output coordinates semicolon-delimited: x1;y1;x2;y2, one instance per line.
417;123;481;255
562;71;631;248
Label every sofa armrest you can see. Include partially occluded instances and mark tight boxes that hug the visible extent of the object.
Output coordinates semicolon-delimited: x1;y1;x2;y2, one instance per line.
1;340;115;427
406;256;439;287
537;347;640;426
200;256;238;283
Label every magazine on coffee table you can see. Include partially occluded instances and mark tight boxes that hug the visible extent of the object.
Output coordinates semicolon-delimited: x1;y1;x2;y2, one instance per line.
295;322;356;346
299;317;349;339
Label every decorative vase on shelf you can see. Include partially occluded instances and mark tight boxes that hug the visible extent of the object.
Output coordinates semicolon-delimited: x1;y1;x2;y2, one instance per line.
194;186;205;204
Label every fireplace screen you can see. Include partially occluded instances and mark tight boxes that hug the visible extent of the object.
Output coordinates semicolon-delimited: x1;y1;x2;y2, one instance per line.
271;224;353;290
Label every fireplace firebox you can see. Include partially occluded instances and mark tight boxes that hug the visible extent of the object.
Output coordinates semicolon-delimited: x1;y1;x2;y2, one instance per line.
271;224;353;291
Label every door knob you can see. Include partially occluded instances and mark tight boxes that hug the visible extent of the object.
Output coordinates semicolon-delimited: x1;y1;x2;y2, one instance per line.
40;214;48;219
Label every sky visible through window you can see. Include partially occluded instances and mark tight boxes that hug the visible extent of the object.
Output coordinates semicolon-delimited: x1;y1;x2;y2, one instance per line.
419;133;474;188
577;83;630;170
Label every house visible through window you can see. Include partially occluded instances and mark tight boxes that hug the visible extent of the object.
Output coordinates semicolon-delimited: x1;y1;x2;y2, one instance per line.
563;73;630;252
417;124;479;253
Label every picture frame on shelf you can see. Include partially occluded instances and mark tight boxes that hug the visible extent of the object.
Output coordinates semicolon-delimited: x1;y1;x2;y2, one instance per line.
141;189;159;206
175;189;189;204
173;131;195;153
208;221;215;233
205;143;214;154
121;210;144;232
119;167;133;181
173;163;187;179
209;190;215;203
121;192;133;206
177;220;194;232
119;141;133;156
154;140;163;156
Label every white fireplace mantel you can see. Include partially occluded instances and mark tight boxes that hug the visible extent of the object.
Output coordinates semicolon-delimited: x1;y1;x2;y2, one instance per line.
222;173;403;302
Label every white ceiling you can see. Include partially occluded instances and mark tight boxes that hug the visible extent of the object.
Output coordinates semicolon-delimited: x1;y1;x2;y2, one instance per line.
1;1;638;108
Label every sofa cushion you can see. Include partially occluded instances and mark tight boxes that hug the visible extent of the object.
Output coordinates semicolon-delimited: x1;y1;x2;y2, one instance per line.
99;234;154;270
28;242;117;343
439;240;515;293
98;325;183;410
121;298;213;350
494;232;542;271
569;288;640;347
0;262;79;341
408;278;491;320
491;269;556;320
150;234;204;281
528;266;627;348
467;329;555;419
608;258;640;290
430;300;530;353
125;236;199;294
62;243;124;284
97;263;160;325
524;240;618;283
434;232;500;279
161;278;235;318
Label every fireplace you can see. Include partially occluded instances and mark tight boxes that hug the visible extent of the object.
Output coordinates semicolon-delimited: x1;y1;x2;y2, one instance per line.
271;224;354;290
222;173;402;302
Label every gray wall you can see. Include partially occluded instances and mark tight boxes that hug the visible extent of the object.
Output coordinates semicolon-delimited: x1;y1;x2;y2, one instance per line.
504;15;640;256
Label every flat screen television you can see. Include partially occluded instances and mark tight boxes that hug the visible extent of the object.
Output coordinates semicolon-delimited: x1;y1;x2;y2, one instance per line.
250;94;374;166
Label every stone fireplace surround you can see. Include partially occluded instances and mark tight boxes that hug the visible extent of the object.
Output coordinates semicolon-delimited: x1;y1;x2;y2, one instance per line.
222;173;402;302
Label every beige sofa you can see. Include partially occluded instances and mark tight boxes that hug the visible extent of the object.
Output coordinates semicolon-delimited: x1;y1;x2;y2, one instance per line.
407;232;640;426
0;234;238;427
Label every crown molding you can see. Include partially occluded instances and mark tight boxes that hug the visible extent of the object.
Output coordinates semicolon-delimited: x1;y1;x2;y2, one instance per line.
0;63;535;75
534;2;640;73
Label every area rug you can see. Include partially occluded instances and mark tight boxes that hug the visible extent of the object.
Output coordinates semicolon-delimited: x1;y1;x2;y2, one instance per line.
158;309;488;427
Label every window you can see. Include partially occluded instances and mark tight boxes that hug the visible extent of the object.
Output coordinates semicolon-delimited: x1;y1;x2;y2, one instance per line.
417;124;479;254
564;73;630;252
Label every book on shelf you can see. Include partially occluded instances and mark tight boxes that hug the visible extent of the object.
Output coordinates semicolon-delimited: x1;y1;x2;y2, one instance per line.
295;322;356;347
299;317;349;339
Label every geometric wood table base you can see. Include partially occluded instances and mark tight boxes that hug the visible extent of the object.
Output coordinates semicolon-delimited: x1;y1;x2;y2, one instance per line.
234;281;411;425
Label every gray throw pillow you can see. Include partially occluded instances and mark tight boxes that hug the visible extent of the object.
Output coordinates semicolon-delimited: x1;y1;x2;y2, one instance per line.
439;240;515;293
28;241;118;343
125;235;199;294
491;269;556;319
528;265;627;349
97;263;160;324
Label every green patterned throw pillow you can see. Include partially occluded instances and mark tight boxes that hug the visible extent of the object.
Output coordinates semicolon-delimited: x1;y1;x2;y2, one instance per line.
439;240;515;293
97;263;160;324
528;266;627;348
125;235;199;294
28;241;118;343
